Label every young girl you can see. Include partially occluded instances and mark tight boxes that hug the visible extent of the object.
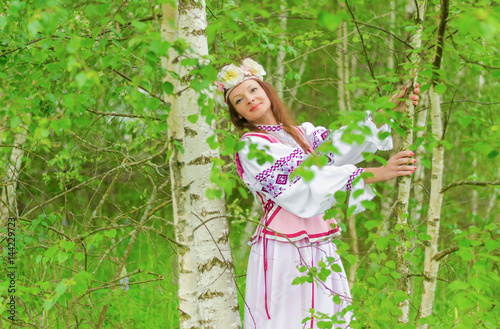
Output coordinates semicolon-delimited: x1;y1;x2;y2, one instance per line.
215;58;419;329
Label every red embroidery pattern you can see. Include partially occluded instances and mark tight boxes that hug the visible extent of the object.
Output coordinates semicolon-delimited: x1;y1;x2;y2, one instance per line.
255;148;306;198
346;168;364;191
312;128;335;164
312;128;328;149
257;125;283;132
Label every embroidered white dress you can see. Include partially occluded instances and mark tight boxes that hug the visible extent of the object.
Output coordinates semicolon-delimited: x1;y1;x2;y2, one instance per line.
238;115;392;329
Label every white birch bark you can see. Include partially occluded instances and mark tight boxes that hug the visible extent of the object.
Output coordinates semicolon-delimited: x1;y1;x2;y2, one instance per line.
162;5;199;327
275;2;287;99
388;0;396;71
333;9;359;287
416;0;449;326
380;0;398;223
471;66;485;221
485;166;499;220
412;91;428;222
286;51;308;110
416;86;444;329
394;0;427;323
336;2;350;113
0;127;27;220
162;1;241;328
471;156;478;220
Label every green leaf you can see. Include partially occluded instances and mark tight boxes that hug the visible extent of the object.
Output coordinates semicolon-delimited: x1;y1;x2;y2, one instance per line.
434;84;447;95
131;20;147;32
318;320;333;329
0;16;8;29
187;114;198;124
75;253;85;262
318;11;342;31
10;117;21;129
162;82;174;95
376;237;389;251
458;115;473;128
104;229;117;238
485;238;499;252
459;249;474;261
61;240;76;251
58;253;68;263
331;264;342;272
334;190;347;203
364;220;378;230
173;140;185;153
421;157;431;169
487;150;499;158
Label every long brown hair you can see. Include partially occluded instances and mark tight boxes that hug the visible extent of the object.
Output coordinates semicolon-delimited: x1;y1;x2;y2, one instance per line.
227;79;311;152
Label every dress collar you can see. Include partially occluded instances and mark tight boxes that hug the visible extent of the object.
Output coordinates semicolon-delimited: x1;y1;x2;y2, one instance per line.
256;124;283;132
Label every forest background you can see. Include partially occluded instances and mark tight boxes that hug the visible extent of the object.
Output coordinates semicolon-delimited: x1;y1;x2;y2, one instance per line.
0;0;499;328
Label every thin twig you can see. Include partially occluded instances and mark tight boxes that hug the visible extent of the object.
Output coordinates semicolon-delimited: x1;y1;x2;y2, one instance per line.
112;69;166;105
440;180;500;194
345;0;379;96
352;20;414;49
85;108;162;121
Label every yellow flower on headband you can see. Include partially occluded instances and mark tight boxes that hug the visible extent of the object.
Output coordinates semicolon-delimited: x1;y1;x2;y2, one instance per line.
218;64;245;89
215;58;267;105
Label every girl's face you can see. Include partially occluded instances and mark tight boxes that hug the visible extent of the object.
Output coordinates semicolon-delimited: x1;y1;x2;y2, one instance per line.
229;79;276;126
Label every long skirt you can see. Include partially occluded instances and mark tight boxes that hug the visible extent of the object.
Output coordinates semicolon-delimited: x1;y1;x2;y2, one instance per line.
243;239;353;329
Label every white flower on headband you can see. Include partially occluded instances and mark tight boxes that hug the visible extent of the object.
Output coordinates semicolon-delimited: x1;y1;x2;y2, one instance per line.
214;58;267;105
218;64;245;89
241;58;266;79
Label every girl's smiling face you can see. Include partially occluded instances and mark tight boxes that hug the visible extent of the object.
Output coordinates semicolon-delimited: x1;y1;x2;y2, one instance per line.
229;79;277;126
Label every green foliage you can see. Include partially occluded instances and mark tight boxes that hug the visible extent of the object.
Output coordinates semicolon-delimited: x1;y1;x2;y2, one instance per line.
1;0;499;327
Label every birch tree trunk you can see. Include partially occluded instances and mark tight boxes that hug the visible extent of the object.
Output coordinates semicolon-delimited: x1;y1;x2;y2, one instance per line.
412;91;428;222
275;1;287;99
416;0;450;326
162;1;241;328
485;166;499;220
380;0;398;224
0;127;27;220
336;2;351;113
333;10;359;288
388;0;396;71
162;3;199;327
416;86;444;329
287;51;308;110
394;0;427;323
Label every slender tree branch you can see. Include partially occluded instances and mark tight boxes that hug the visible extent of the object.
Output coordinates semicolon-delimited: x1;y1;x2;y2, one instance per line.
0;37;46;57
408;273;450;283
111;69;167;105
352;21;415;49
433;246;459;262
21;146;168;218
345;0;378;93
440;180;500;194
85;108;162;121
447;29;500;70
0;12;161;58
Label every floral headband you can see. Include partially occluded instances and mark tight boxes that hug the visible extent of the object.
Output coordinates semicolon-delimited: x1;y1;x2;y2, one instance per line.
215;58;266;105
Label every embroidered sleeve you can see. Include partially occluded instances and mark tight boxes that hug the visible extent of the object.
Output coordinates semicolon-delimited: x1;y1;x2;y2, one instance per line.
346;168;364;191
237;135;376;217
255;147;306;198
301;112;393;166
